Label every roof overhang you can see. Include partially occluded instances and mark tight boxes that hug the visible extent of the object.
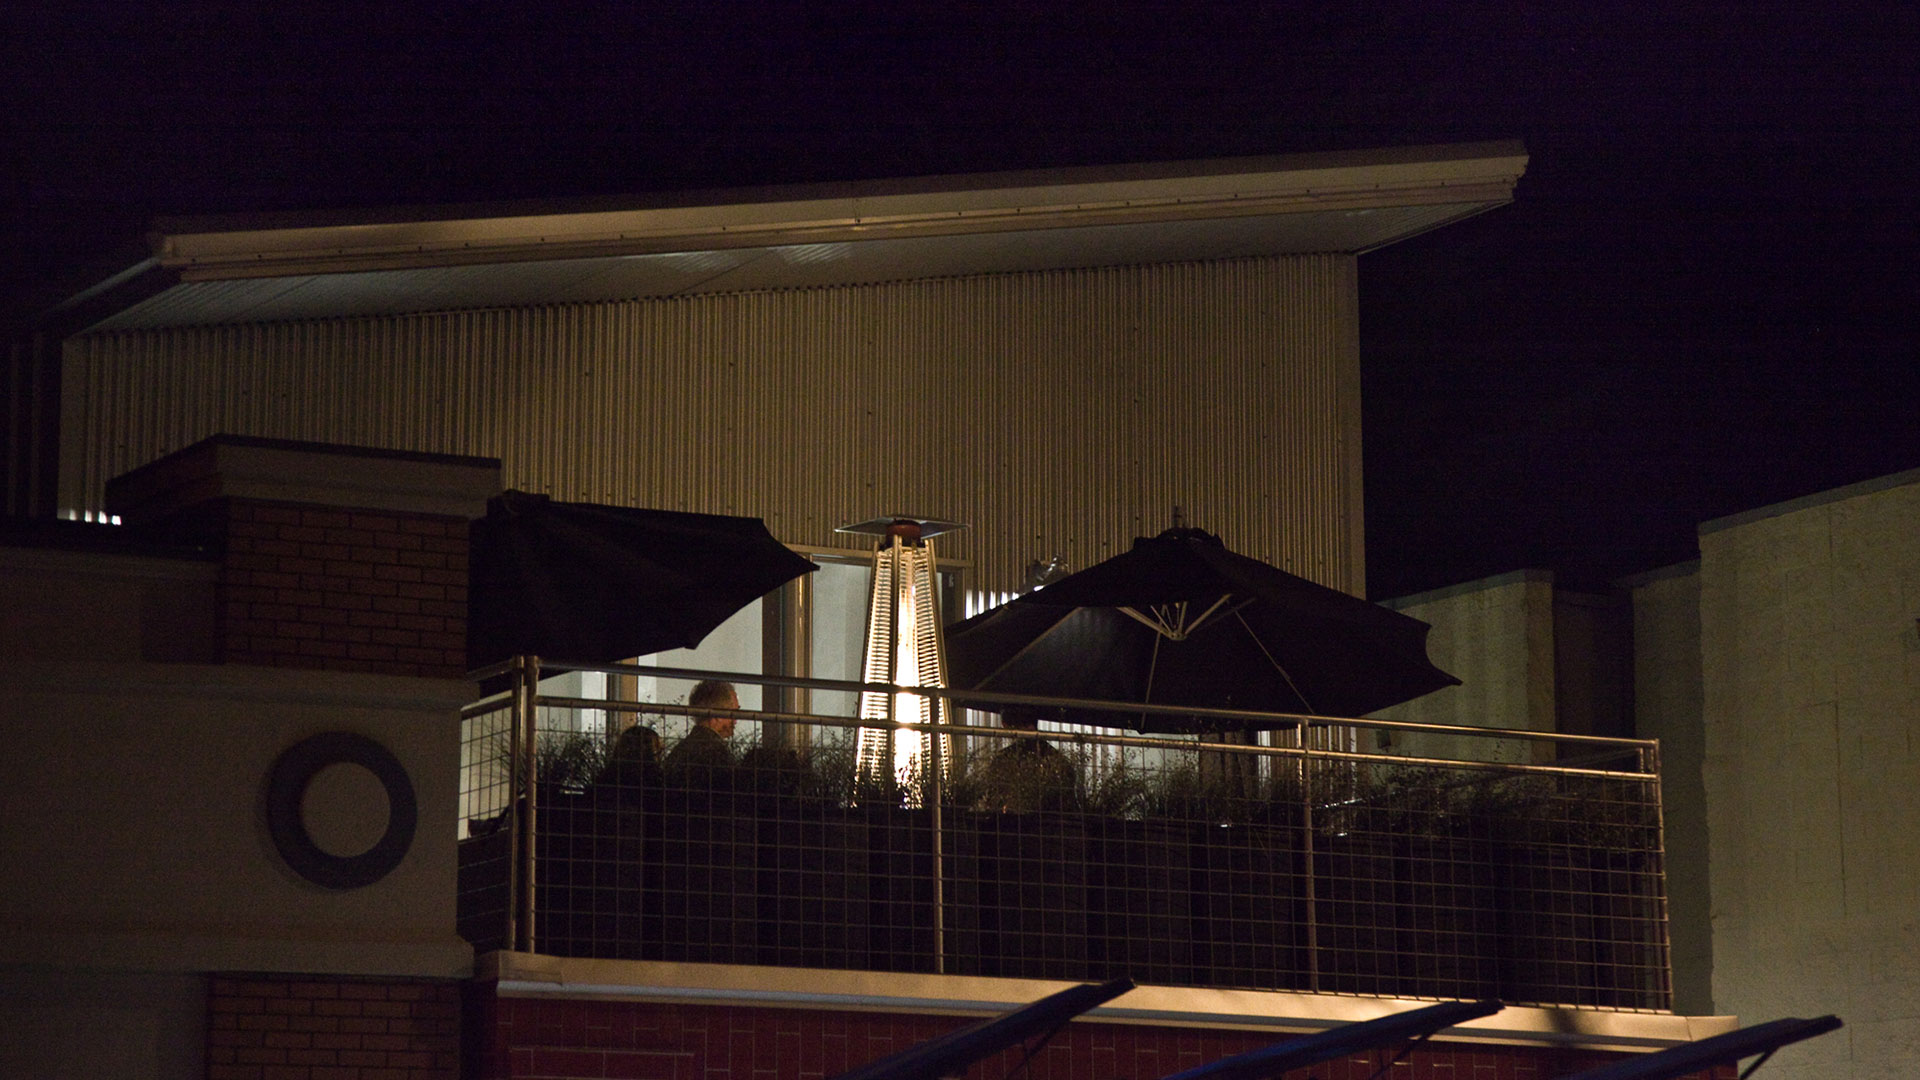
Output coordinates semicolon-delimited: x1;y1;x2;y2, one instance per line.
57;140;1525;333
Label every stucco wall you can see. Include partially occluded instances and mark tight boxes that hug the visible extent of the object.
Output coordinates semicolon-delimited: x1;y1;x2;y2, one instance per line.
0;969;205;1080
0;660;472;976
0;657;471;1079
1698;471;1920;1079
1374;570;1556;762
0;545;218;663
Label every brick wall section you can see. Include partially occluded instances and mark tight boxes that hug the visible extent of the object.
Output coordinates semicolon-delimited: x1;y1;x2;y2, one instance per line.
465;993;1737;1080
208;973;461;1080
219;498;469;678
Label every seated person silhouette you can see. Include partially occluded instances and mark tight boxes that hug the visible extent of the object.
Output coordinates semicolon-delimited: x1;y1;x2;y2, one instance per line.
662;680;739;790
599;721;663;796
977;705;1078;813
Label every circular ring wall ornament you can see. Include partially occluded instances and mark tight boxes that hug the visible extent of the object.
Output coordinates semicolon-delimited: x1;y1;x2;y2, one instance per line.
266;731;417;889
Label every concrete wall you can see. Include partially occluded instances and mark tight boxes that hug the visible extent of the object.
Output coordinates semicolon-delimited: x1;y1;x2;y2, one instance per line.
1374;570;1557;762
1552;588;1632;740
1694;470;1920;1079
1625;561;1711;1016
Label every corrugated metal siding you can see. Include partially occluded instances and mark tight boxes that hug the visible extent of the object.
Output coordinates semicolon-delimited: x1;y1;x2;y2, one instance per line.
63;255;1365;596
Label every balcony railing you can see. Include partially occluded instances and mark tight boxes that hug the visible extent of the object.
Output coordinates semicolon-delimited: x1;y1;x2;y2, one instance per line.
458;658;1670;1010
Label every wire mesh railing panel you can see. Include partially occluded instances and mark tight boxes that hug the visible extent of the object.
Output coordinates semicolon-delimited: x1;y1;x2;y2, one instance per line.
456;704;515;953
455;669;1671;1010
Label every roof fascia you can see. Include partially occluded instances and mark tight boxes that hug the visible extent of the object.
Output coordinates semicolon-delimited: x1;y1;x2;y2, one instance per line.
152;141;1527;281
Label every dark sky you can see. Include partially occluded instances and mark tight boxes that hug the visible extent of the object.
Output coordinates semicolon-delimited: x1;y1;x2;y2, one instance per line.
6;3;1916;598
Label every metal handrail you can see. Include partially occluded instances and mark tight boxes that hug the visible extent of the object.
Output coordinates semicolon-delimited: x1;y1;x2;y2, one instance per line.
468;656;1660;751
518;694;1654;781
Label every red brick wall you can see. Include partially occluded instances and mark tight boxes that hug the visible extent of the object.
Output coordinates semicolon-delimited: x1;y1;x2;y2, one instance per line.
466;992;1716;1080
208;973;461;1080
219;499;469;678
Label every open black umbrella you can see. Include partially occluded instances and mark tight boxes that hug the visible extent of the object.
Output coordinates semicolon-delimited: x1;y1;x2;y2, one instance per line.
945;527;1458;731
468;490;816;669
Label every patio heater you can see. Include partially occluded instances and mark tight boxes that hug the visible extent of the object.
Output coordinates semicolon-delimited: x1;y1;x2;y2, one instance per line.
836;515;965;804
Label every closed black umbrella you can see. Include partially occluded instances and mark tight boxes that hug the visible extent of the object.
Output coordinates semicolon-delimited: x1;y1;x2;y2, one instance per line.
468;490;816;669
945;527;1458;731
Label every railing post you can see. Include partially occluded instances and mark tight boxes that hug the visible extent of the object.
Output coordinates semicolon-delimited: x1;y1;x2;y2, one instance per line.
516;654;542;954
1298;719;1320;993
927;695;945;976
1645;738;1674;1007
499;664;519;955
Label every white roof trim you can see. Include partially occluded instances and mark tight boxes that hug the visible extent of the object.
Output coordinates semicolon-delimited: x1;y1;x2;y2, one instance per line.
154;141;1526;280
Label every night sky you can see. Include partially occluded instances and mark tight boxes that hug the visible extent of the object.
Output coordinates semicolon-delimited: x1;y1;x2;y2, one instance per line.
6;3;1916;599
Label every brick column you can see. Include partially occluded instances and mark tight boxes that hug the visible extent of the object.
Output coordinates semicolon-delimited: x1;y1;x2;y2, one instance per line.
221;500;470;677
105;435;500;680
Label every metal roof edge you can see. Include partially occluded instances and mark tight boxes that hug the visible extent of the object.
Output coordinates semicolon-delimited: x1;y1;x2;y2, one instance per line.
149;141;1527;279
151;140;1528;238
31;257;176;335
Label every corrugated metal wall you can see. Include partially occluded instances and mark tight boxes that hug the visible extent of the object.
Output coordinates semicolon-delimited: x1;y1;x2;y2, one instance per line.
62;255;1366;596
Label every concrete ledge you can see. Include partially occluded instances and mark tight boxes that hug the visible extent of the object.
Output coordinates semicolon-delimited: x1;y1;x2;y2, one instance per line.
105;434;502;523
478;952;1737;1054
0;926;475;979
1614;559;1700;590
1382;568;1552;611
5;659;477;710
1698;465;1920;536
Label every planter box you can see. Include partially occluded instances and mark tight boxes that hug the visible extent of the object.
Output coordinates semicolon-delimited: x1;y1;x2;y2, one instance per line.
531;789;650;959
945;809;1090;980
754;799;872;970
1085;819;1198;985
863;805;937;973
456;826;512;954
1495;844;1666;1008
1192;822;1302;990
1311;832;1399;995
656;788;760;964
1393;828;1500;1000
456;780;1667;1012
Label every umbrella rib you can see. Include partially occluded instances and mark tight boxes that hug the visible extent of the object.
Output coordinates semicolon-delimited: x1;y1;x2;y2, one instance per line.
1182;593;1247;637
1118;605;1177;638
1236;607;1315;714
1140;627;1163;729
1120;595;1245;640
